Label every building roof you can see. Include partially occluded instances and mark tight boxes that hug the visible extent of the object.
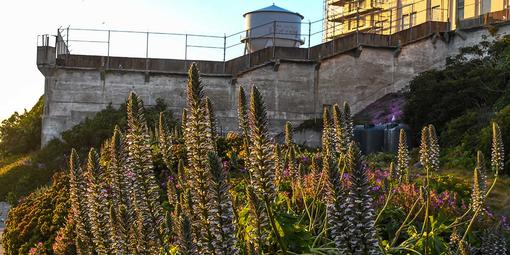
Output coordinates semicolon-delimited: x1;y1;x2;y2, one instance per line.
243;4;304;19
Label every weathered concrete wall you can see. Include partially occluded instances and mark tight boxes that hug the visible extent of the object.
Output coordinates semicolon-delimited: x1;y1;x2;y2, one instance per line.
39;23;510;145
41;69;235;143
235;62;317;133
447;24;510;57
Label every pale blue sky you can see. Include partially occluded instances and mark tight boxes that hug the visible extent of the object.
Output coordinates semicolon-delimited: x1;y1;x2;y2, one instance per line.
0;0;323;120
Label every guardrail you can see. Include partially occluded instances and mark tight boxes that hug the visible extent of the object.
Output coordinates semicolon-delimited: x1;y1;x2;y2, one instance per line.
36;4;509;73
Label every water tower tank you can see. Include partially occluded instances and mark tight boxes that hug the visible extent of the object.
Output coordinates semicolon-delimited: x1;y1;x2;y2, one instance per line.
242;4;304;53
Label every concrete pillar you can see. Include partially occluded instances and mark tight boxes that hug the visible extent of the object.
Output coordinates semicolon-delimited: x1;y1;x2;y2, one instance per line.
37;46;56;67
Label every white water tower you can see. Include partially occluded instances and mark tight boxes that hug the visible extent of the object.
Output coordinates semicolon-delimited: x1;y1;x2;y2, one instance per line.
242;4;304;53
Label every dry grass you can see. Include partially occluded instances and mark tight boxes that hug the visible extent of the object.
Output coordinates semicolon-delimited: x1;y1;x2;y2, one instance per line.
444;168;510;217
0;155;30;176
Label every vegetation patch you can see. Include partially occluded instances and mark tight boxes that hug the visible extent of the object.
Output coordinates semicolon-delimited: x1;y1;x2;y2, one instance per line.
3;64;508;254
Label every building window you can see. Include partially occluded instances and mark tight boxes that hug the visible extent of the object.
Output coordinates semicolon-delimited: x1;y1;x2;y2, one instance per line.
349;2;356;12
457;0;465;20
410;12;417;27
431;6;441;21
401;14;410;30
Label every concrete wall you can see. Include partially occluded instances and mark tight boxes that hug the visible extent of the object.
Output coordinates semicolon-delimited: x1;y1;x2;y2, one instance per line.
39;23;510;145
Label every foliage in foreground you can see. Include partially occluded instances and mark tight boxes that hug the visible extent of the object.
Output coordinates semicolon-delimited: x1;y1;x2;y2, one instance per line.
4;64;510;255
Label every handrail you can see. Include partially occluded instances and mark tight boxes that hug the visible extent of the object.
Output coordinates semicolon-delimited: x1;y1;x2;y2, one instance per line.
40;5;509;67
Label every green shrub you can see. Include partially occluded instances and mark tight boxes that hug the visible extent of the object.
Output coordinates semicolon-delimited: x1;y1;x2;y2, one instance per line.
404;36;510;142
478;104;510;174
0;98;175;202
0;96;43;157
2;173;70;255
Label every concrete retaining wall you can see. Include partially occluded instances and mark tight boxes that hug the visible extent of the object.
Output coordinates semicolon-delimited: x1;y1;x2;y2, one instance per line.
38;24;510;145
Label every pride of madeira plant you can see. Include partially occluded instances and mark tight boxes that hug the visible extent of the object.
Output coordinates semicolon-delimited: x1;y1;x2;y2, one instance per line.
51;63;508;255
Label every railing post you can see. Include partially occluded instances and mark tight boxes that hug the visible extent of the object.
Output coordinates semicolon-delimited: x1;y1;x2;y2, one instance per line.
331;19;336;40
107;30;110;69
246;30;251;68
184;34;188;70
145;32;149;71
356;4;360;46
389;3;393;34
223;33;226;73
507;2;509;22
307;20;311;59
66;27;70;64
410;2;414;42
56;29;59;55
332;23;336;53
272;21;276;60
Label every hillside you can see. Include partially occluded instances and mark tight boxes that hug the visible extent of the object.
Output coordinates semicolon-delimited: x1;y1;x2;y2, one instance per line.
0;99;175;202
1;37;510;254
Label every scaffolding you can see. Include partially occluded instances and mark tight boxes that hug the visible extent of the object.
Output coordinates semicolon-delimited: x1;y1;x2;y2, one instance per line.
322;0;510;40
36;3;509;65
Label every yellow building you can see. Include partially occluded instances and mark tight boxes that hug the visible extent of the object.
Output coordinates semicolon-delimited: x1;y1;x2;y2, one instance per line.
324;0;509;40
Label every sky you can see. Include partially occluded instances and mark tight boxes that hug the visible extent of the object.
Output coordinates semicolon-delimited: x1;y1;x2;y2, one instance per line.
0;0;324;121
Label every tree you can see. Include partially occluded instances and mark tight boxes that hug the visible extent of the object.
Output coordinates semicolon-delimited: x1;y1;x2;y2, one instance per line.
0;96;43;156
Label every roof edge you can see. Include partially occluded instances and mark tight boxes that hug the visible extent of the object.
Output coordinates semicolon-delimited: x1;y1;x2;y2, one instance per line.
243;4;304;19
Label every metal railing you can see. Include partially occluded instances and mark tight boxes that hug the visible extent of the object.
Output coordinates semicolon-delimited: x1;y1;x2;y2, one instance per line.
38;3;510;69
52;19;323;63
